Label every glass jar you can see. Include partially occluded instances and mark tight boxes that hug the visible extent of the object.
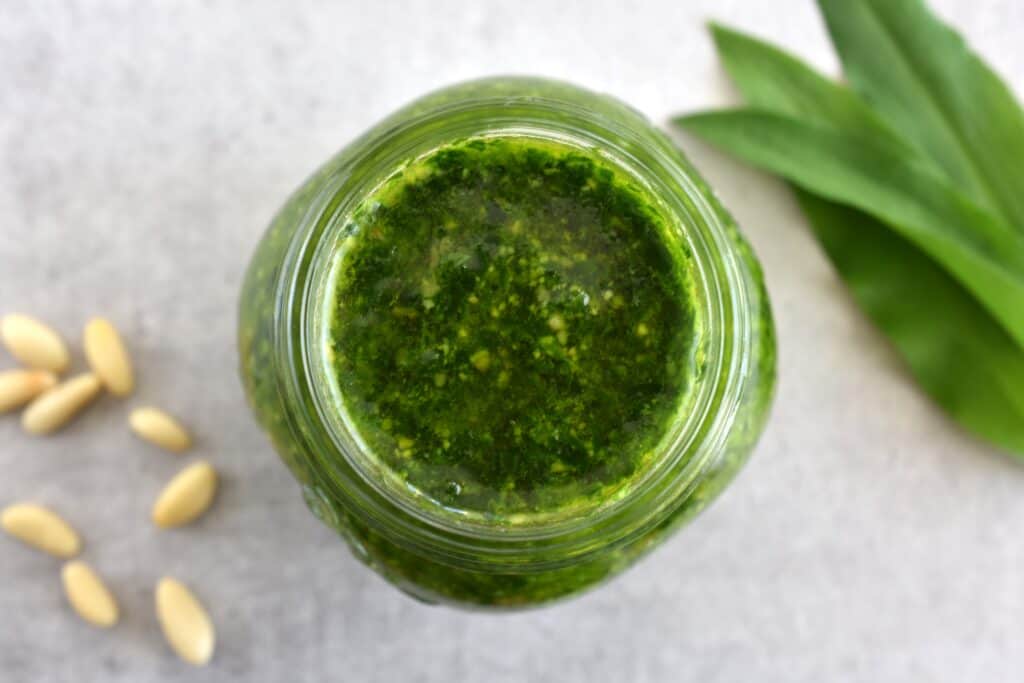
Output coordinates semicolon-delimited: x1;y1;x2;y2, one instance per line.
238;77;775;609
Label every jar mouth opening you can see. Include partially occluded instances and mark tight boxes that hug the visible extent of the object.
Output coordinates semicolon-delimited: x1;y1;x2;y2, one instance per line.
284;83;748;561
312;131;710;530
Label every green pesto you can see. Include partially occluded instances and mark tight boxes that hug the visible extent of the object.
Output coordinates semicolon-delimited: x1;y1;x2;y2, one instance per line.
325;137;699;520
238;77;776;609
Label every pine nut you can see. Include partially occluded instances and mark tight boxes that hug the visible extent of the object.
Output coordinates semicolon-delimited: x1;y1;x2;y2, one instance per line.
21;373;102;435
83;318;134;396
130;407;191;453
0;314;70;372
0;369;57;413
155;577;215;665
152;461;218;528
1;503;81;558
62;560;119;628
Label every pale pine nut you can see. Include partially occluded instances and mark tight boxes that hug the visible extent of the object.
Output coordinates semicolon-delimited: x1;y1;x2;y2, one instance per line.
0;369;57;413
83;318;134;396
152;461;218;528
1;503;81;558
155;577;215;665
21;373;102;435
62;560;119;628
0;314;70;372
129;407;191;452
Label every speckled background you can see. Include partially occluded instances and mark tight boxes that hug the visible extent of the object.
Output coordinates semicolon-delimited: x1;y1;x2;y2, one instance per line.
2;1;1023;681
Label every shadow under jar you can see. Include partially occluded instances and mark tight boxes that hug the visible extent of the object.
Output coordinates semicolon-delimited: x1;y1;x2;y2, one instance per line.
238;77;776;609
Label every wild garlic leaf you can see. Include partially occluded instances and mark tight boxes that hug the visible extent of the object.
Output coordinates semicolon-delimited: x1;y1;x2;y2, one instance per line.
675;109;1024;351
690;20;1024;454
796;191;1024;455
708;23;898;143
818;0;1024;231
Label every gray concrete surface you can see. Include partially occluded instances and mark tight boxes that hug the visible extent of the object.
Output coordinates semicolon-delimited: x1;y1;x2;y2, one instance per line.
2;1;1023;681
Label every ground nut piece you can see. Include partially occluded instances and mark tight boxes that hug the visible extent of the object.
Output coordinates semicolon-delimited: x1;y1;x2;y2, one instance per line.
129;407;191;452
0;314;71;372
62;560;119;628
0;369;57;413
152;461;218;528
83;318;134;396
155;578;215;665
1;503;81;558
21;373;102;435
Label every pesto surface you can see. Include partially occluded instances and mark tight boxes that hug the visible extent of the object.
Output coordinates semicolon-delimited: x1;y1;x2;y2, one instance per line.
324;137;701;519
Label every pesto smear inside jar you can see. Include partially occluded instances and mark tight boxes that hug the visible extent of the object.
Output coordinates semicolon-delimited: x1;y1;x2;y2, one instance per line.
322;135;703;524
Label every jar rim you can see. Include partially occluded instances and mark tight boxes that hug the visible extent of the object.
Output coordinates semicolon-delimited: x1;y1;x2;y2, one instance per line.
276;77;753;569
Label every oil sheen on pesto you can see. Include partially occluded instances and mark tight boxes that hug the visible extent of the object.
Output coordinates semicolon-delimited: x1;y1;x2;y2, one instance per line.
324;136;701;521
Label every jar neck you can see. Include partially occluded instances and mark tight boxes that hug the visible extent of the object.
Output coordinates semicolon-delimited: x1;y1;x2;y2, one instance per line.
273;79;754;570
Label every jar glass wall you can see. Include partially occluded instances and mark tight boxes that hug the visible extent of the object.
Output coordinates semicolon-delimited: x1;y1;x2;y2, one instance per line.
238;77;776;608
